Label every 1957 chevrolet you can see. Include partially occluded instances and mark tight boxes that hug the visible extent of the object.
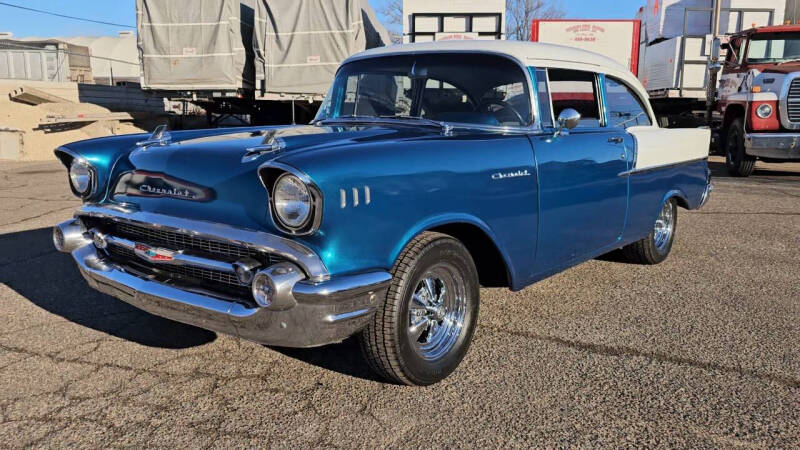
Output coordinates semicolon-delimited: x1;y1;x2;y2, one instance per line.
53;41;712;385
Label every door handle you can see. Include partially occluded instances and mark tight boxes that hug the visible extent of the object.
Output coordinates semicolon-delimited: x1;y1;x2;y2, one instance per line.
607;137;624;144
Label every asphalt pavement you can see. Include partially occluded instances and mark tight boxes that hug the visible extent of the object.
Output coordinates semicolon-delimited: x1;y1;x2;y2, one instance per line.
0;157;798;447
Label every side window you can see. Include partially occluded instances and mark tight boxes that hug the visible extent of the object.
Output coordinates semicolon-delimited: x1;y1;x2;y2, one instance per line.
535;68;554;128
603;76;652;128
726;38;744;66
548;69;602;128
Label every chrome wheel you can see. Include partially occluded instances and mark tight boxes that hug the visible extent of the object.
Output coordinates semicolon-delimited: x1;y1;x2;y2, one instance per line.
407;263;467;361
653;200;675;252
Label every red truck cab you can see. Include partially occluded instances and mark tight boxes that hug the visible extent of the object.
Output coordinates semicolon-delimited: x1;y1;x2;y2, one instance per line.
718;25;800;177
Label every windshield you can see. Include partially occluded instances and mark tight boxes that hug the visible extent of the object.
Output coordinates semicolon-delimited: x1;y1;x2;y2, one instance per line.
315;53;533;128
747;33;800;63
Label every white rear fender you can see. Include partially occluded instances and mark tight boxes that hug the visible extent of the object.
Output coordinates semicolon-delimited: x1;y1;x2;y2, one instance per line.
626;126;710;170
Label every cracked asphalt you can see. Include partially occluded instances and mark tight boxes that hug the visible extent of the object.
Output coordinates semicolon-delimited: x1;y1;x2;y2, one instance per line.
0;157;798;447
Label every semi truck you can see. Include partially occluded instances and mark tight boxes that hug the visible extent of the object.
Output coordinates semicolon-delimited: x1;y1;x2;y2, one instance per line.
636;0;800;176
136;0;390;125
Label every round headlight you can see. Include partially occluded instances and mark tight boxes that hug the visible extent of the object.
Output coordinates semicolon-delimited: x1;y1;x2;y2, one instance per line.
273;173;312;230
756;103;774;119
69;158;93;195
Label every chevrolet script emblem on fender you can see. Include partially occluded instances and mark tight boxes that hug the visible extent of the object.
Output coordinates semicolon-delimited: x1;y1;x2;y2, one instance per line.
134;243;175;262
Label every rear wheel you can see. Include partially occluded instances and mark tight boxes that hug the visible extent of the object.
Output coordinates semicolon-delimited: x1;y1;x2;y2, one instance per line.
725;118;756;177
359;232;480;386
622;198;678;265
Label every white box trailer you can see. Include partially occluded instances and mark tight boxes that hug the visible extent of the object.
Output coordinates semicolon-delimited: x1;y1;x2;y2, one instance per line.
640;0;786;43
530;19;641;74
639;0;784;109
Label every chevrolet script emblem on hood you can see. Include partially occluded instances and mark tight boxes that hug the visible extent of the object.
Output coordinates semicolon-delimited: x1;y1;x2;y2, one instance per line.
113;171;215;202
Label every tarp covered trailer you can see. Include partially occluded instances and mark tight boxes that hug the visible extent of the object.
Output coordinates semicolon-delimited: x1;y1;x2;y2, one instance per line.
136;0;390;122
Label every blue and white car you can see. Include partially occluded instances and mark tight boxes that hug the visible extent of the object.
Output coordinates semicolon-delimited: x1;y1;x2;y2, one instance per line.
53;41;712;385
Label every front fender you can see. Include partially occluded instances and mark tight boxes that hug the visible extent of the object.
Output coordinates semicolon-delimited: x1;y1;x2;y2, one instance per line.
391;213;518;285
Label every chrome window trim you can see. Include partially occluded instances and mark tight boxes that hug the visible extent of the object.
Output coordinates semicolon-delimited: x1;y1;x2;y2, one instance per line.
75;204;330;282
257;161;324;237
779;72;800;130
601;74;656;129
319;50;542;133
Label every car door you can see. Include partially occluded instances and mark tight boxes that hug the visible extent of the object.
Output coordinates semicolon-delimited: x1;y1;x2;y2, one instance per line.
531;68;631;274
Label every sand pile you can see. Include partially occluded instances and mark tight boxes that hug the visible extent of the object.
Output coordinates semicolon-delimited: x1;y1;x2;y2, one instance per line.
0;82;145;161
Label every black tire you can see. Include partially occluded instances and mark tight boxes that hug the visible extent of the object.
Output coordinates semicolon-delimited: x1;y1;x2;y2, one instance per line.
622;198;678;265
359;232;480;386
725;118;756;177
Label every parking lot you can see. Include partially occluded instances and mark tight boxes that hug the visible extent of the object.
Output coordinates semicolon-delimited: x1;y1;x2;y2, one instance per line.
0;157;798;447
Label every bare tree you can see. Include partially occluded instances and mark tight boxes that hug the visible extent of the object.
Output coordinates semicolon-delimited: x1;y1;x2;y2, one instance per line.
506;0;566;41
376;0;403;43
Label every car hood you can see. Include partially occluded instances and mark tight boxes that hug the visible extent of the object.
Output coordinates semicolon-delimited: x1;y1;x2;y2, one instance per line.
105;124;431;230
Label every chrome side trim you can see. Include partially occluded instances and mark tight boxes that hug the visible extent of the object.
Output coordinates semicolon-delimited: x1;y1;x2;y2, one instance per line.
779;73;800;130
75;204;330;282
617;157;708;177
103;234;238;274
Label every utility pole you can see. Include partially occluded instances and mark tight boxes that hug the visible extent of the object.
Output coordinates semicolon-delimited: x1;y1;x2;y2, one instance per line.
705;0;722;125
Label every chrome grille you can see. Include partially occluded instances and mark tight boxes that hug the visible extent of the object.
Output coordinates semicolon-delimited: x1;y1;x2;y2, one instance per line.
106;245;245;288
112;221;263;262
81;216;285;299
788;78;800;123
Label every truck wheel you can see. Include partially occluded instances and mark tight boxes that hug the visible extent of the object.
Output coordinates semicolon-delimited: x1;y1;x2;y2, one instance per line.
359;232;479;386
622;198;678;265
725;118;756;177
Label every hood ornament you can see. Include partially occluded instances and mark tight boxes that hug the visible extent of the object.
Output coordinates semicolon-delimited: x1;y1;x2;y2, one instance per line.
136;124;172;148
241;130;287;163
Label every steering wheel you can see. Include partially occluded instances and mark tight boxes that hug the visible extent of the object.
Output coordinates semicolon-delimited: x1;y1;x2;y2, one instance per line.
478;99;526;125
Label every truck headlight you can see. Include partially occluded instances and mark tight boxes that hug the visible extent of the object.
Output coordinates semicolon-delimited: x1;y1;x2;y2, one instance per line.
756;104;773;119
273;173;312;230
69;158;94;196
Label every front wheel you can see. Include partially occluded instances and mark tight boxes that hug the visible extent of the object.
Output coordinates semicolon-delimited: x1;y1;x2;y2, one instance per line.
725;118;756;177
622;198;678;265
359;232;480;386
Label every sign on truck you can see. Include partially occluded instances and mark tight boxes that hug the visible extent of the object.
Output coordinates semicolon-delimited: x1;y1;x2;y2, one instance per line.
530;19;642;74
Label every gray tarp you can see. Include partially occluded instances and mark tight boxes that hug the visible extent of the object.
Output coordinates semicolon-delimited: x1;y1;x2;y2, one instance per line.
137;0;255;90
253;0;390;97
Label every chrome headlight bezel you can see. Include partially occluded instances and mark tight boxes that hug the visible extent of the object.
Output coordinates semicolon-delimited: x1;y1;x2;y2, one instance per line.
64;157;97;200
69;158;94;195
263;164;323;236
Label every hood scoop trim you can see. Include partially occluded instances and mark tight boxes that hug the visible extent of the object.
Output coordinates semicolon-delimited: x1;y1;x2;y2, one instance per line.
241;130;287;163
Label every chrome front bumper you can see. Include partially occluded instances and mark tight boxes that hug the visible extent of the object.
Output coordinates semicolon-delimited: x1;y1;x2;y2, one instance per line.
745;133;800;160
55;210;391;348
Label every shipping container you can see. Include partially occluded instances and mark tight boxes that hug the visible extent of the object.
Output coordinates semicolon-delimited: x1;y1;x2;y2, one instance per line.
530;19;641;74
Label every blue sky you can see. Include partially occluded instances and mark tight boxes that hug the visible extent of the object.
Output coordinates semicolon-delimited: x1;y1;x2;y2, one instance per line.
0;0;644;38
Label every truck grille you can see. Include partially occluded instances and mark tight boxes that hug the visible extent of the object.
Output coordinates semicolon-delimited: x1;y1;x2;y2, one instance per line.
81;216;284;299
788;78;800;123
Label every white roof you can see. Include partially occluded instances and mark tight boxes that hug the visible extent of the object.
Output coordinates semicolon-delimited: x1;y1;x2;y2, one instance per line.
346;40;650;104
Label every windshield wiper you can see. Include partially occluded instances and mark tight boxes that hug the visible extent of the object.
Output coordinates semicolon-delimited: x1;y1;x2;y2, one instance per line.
377;115;448;130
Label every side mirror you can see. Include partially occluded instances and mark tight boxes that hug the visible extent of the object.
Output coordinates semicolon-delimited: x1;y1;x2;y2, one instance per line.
555;108;581;137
